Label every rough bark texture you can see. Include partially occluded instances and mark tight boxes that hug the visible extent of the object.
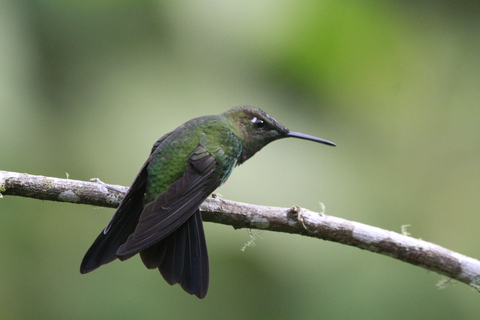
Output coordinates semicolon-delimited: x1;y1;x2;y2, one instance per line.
2;170;480;291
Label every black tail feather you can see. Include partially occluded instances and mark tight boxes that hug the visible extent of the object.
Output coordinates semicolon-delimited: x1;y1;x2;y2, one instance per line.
138;210;209;298
179;211;209;299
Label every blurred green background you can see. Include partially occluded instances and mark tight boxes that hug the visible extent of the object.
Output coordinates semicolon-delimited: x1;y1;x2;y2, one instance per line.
1;0;480;319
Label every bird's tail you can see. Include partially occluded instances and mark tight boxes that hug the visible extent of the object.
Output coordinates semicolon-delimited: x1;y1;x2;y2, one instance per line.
138;210;209;299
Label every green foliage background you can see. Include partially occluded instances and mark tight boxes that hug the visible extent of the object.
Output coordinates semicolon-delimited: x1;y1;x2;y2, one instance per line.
1;1;480;319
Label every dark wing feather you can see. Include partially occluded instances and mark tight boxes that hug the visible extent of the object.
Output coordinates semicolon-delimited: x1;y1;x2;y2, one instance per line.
116;146;220;256
80;132;173;274
116;146;221;299
79;166;147;273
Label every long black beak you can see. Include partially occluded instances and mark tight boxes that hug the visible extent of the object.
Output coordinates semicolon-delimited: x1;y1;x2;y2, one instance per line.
286;131;336;147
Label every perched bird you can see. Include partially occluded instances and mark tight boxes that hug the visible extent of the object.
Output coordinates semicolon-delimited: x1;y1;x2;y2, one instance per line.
80;106;335;298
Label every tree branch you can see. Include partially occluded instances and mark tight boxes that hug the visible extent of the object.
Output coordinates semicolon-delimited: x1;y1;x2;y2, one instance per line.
2;170;480;291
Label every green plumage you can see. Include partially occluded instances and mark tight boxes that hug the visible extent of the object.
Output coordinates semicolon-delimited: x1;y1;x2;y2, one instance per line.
80;106;335;299
145;115;242;203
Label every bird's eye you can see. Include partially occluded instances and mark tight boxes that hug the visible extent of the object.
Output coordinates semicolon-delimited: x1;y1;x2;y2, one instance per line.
251;117;265;129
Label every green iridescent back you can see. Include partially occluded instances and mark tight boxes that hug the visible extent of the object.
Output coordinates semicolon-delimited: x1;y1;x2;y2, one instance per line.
144;115;242;204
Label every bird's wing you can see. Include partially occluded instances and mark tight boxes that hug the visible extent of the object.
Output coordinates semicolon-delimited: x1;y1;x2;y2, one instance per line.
80;132;174;274
120;140;239;299
116;144;224;257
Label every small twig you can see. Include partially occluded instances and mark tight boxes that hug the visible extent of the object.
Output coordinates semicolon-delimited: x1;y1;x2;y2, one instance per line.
1;170;480;291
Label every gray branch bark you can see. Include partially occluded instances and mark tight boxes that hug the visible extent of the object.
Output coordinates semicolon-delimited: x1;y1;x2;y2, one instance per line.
2;170;480;291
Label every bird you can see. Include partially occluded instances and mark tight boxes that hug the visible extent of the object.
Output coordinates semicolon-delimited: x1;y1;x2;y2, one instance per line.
80;105;335;299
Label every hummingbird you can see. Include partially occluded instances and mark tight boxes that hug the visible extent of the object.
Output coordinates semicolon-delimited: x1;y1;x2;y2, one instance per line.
80;105;335;299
